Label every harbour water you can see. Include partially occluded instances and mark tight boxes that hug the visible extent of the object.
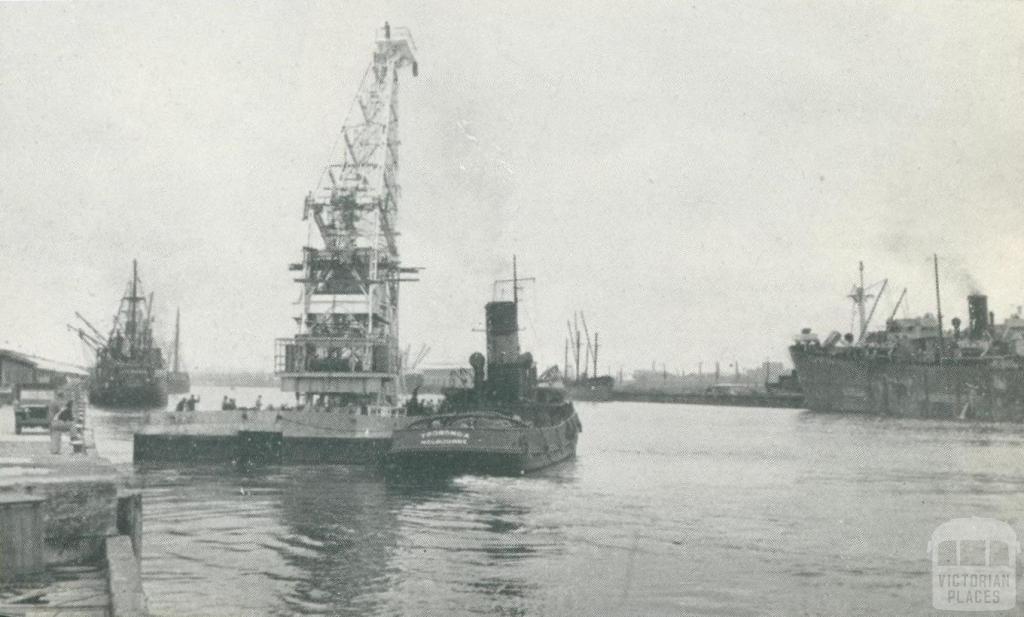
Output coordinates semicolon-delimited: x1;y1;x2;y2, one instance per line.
90;387;1024;616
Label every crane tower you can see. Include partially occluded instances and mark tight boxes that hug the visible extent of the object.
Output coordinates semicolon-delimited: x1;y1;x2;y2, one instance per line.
276;24;419;406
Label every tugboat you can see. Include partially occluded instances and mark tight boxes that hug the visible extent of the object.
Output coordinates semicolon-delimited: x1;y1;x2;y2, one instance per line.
165;308;191;394
388;260;582;476
72;260;168;408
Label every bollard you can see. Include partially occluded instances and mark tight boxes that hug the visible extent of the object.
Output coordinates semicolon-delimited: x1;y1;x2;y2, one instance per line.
69;387;86;454
49;429;62;455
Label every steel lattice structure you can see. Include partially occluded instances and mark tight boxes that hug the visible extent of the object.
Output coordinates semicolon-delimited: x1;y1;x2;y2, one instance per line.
277;25;418;405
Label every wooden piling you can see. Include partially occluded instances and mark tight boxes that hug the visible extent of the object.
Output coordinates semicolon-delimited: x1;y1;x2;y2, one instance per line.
116;490;143;559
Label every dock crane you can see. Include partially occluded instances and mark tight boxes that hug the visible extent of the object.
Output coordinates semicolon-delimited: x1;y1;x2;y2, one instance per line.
67;324;105;352
74;312;108;347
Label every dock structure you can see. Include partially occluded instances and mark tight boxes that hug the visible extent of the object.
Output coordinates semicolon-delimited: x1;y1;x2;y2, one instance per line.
0;404;146;616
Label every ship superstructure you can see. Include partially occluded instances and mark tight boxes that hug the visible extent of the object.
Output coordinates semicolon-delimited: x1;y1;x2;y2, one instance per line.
276;24;418;410
791;259;1024;420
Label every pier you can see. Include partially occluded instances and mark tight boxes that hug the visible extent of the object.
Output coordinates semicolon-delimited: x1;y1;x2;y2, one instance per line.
0;404;146;616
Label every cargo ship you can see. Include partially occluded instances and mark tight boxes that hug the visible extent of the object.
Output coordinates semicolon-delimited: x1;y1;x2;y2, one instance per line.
73;260;168;408
165;308;191;394
134;25;422;464
790;259;1024;420
388;261;582;476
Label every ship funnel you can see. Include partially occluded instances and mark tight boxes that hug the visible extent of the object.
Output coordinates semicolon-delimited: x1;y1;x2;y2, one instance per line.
968;294;989;338
485;301;520;366
484;300;527;401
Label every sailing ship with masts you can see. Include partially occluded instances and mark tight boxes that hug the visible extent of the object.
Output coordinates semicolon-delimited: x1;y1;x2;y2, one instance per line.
71;260;168;408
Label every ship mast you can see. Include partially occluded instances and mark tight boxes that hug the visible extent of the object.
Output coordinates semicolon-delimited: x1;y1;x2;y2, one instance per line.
934;254;945;363
574;314;581;382
276;24;419;406
513;255;519;304
172;308;181;373
127;259;138;355
580;312;592;379
848;261;873;342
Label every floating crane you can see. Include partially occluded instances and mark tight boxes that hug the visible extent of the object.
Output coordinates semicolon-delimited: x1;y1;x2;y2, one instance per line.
277;24;420;406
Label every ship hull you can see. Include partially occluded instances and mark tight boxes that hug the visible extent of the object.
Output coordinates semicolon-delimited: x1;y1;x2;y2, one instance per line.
386;412;581;476
790;346;1024;420
89;365;167;409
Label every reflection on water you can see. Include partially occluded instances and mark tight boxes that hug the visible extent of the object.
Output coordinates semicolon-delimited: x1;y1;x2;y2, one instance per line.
86;390;1024;616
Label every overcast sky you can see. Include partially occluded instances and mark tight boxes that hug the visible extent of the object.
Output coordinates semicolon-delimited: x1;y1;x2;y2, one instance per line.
1;1;1022;375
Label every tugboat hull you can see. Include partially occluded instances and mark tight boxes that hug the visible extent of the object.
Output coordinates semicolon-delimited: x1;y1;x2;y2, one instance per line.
387;411;581;476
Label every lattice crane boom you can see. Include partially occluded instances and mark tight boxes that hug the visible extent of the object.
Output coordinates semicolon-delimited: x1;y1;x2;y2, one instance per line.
277;24;420;407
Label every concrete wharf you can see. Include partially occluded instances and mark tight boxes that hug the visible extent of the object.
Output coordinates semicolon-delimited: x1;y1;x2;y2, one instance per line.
0;405;146;617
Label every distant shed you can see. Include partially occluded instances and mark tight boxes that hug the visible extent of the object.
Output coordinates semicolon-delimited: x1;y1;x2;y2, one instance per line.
0;349;39;389
0;349;88;390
